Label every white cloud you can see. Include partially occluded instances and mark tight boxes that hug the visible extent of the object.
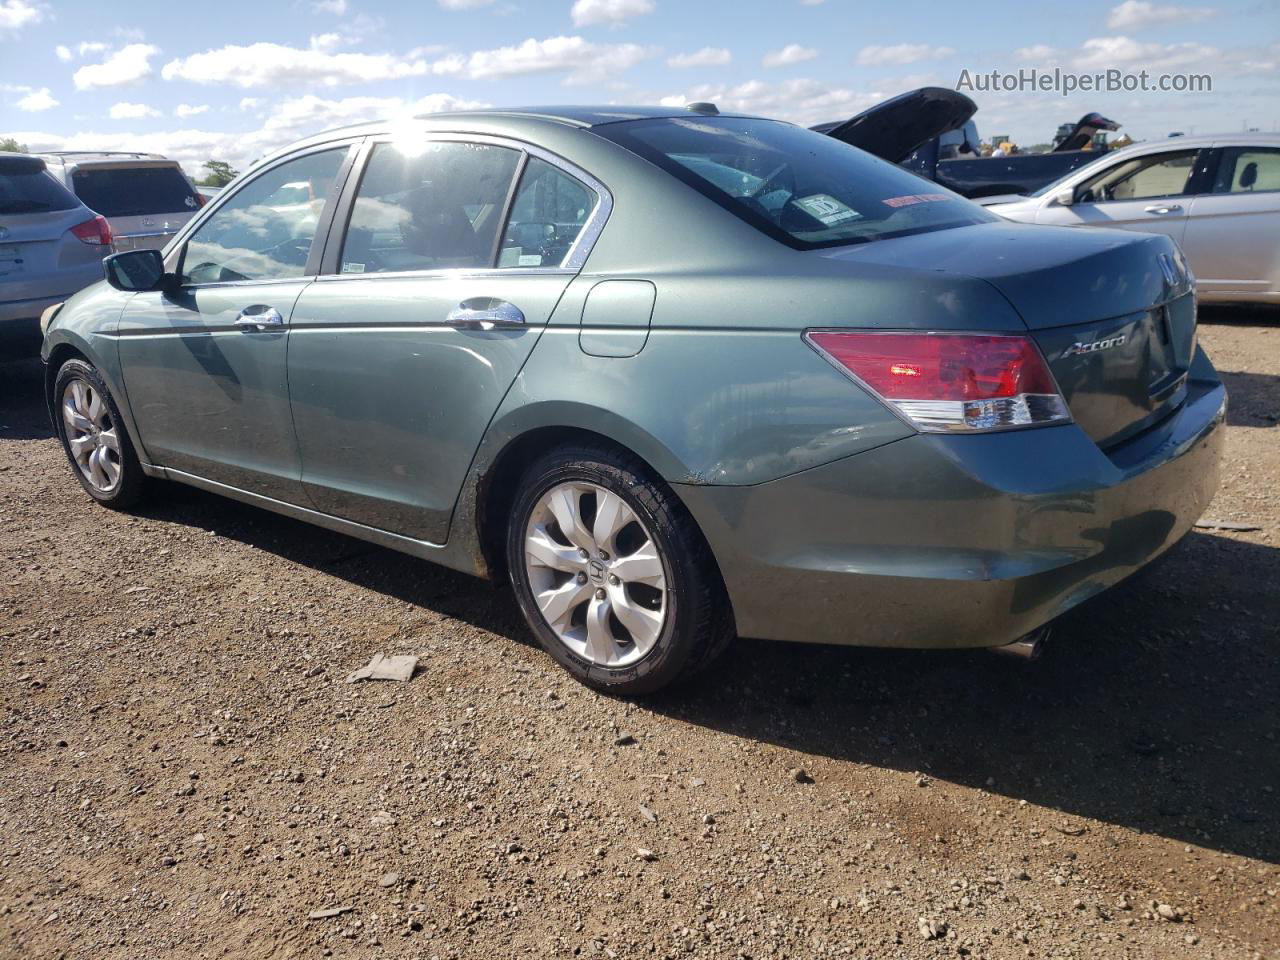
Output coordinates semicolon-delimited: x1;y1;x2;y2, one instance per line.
74;44;160;90
667;46;731;68
659;77;883;126
1073;35;1219;70
463;35;653;82
10;85;57;111
55;44;71;61
312;0;348;11
439;0;495;6
570;0;654;27
762;44;818;68
0;0;43;34
10;92;486;174
175;103;209;118
77;41;107;56
239;97;262;111
161;39;439;88
109;101;161;119
1015;44;1057;61
1107;0;1215;30
855;43;954;66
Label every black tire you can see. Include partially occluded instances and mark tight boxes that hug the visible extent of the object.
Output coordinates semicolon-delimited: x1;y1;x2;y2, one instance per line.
506;443;733;696
52;357;149;510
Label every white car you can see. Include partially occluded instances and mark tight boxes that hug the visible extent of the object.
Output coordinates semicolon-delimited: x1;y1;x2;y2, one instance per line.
984;134;1280;305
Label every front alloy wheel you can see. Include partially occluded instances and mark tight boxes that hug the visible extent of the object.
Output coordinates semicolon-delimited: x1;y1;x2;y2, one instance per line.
61;378;123;494
506;444;733;695
53;357;148;509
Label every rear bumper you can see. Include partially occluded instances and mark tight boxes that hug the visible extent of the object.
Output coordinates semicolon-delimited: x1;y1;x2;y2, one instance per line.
0;293;66;341
676;351;1226;649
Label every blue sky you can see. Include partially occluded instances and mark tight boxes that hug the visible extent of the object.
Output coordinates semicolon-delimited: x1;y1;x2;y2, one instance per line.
1;0;1276;175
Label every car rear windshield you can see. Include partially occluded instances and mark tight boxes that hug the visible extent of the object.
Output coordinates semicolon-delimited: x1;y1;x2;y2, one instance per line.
70;165;200;217
0;157;80;214
595;116;994;249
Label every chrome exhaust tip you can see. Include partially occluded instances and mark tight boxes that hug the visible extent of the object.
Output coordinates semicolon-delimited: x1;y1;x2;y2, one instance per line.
991;624;1051;661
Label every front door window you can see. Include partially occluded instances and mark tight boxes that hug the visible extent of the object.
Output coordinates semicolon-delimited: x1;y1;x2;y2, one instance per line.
181;148;348;284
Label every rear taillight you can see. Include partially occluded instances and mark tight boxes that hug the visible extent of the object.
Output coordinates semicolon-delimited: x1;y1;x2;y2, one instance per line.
70;215;113;246
805;330;1071;433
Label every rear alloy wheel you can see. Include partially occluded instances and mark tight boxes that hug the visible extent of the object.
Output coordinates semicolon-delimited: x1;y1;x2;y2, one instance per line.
53;358;148;509
507;444;732;695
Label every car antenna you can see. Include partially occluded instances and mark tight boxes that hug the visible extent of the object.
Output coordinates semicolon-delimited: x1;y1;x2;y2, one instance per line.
686;102;719;116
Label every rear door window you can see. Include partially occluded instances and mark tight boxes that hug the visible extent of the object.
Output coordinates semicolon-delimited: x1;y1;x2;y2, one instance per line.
1211;147;1280;193
0;157;79;214
71;165;201;216
340;141;521;274
498;157;597;268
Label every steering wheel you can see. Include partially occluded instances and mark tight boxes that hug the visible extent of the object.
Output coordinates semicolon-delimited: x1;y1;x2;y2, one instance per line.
264;236;312;266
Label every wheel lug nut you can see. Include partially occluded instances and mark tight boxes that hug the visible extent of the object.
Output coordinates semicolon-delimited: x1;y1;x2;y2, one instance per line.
608;574;620;586
598;550;610;561
578;548;590;559
594;588;606;600
576;572;587;585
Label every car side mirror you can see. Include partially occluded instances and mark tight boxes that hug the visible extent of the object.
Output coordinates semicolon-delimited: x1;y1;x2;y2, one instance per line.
104;249;174;293
1052;187;1075;207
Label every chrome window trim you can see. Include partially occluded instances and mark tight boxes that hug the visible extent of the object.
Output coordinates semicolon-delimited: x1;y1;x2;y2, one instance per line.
326;131;613;279
315;267;576;285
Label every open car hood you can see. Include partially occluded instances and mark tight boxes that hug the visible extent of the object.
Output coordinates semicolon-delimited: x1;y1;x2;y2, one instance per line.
812;87;978;163
1053;112;1121;152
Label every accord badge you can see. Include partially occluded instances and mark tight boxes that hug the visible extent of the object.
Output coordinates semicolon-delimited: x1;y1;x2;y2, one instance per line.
1062;334;1126;359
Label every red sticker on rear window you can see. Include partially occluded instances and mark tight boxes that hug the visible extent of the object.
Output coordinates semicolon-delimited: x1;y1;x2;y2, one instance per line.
882;193;950;208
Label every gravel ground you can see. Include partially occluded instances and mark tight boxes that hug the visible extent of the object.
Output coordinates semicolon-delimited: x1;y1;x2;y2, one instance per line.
1;313;1277;960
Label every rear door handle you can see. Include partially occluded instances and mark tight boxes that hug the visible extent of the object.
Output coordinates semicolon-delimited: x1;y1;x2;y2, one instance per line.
1143;204;1182;214
445;298;525;331
234;306;285;331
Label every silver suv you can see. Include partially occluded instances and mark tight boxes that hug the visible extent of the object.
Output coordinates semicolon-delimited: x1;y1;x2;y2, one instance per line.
38;152;203;253
0;153;112;346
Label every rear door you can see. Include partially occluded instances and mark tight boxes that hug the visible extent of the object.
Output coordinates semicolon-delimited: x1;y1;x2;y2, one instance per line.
117;143;356;500
68;161;203;251
1180;145;1280;300
287;135;608;543
1035;147;1208;246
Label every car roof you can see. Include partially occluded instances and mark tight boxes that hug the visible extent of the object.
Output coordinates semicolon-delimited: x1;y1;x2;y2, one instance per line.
246;104;773;172
1111;132;1280;154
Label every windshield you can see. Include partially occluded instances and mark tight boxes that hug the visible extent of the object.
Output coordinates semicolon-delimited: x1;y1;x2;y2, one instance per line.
0;158;80;214
595;116;993;249
71;165;200;217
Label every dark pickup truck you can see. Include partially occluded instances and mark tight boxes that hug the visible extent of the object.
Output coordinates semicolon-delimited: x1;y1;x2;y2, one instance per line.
813;87;1119;199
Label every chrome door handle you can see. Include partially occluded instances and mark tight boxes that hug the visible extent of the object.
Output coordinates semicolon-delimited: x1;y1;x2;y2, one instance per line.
234;306;285;331
1143;204;1182;214
445;298;525;331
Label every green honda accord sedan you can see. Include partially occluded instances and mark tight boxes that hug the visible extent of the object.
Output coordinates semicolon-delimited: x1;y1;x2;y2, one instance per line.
41;105;1226;695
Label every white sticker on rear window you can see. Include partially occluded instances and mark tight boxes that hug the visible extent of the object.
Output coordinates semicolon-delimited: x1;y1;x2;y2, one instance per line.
518;254;543;267
794;194;862;226
341;261;365;274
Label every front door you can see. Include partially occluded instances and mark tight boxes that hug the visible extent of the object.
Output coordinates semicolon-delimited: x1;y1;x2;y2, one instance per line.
1037;147;1205;247
117;145;353;501
288;139;605;543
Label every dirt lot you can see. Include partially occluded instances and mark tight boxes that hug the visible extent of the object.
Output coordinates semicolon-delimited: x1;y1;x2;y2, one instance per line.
1;313;1277;960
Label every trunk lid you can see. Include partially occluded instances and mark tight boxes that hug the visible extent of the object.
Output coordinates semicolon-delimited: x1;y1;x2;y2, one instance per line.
817;221;1198;447
813;87;978;164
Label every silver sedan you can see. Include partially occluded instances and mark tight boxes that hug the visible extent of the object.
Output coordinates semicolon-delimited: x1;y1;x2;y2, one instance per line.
984;134;1280;306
